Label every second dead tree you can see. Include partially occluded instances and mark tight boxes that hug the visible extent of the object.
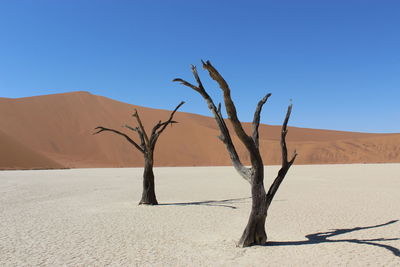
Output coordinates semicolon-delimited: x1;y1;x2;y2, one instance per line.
174;61;297;247
94;101;184;205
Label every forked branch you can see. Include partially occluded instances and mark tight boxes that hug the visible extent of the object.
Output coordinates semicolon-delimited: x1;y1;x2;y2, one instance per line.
174;65;251;182
156;101;185;135
149;101;185;148
202;60;254;151
125;125;146;150
133;110;150;147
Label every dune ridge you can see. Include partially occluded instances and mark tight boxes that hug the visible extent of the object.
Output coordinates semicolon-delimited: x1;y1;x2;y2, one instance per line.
0;91;399;169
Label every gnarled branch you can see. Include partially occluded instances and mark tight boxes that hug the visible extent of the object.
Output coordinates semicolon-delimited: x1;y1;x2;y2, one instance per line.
93;126;145;154
174;65;251;182
202;60;258;159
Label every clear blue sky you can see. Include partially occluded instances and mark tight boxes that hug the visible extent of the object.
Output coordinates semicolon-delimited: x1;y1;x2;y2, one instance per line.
0;0;399;133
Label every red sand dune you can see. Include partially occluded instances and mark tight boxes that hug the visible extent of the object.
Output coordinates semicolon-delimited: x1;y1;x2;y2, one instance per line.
0;91;399;169
0;129;64;170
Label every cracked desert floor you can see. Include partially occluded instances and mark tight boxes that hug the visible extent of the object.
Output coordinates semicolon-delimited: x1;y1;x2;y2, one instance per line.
1;164;399;266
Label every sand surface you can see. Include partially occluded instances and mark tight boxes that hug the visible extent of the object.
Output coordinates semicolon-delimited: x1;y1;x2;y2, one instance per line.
1;164;399;266
1;91;400;169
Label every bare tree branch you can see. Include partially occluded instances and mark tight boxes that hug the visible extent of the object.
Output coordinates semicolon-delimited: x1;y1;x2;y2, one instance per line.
281;104;298;166
150;120;163;137
132;110;150;147
202;60;256;155
124;124;139;132
156;101;185;135
266;104;298;205
149;101;185;148
174;65;251;182
93;126;145;154
172;78;201;93
124;125;146;151
252;93;271;149
217;102;222;115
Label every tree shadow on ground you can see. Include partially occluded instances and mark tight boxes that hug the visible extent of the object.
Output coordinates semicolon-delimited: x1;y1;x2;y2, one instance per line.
268;220;399;257
159;197;251;209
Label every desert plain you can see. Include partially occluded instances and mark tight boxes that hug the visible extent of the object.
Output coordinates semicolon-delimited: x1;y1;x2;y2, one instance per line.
1;164;399;266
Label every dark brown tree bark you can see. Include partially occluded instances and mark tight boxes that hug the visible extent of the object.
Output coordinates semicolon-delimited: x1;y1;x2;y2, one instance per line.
94;101;184;205
174;61;297;247
140;153;157;205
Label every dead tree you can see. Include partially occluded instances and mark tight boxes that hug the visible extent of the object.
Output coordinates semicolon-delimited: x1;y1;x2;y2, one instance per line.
174;61;297;247
93;101;184;205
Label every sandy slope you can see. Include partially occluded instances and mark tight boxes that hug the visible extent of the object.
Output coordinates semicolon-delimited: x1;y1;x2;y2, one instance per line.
1;91;400;169
0;164;399;266
0;130;64;170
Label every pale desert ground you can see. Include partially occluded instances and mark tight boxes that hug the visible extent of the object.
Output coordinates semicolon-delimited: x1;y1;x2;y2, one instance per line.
0;164;399;266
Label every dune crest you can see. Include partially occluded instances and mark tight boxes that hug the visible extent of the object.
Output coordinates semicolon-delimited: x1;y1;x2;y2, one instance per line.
0;91;399;169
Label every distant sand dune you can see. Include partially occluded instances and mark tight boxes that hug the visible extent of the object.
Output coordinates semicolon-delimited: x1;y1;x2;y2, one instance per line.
0;130;64;170
1;91;399;169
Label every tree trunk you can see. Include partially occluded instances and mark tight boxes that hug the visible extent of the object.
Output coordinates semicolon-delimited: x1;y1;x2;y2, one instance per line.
238;172;269;247
139;154;158;205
